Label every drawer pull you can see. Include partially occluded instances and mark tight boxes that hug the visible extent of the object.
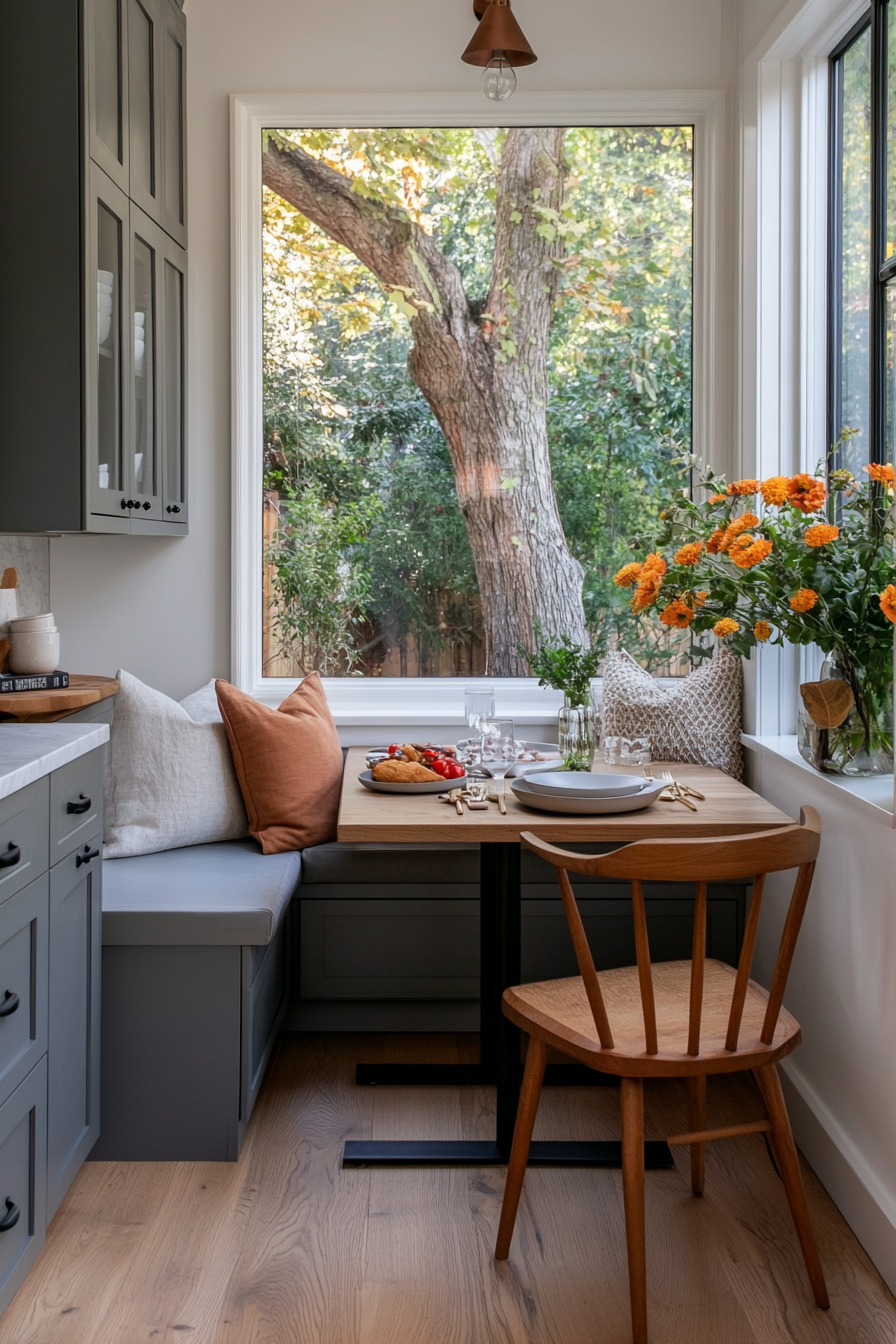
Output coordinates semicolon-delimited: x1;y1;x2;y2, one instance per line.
0;844;20;870
76;846;100;868
0;992;19;1019
0;1199;20;1233
67;795;92;815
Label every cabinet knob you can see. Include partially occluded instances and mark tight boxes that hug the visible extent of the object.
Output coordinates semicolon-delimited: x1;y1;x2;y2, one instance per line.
0;844;20;870
0;991;19;1019
143;501;151;510
0;1199;20;1234
76;845;100;868
120;498;128;509
165;505;181;515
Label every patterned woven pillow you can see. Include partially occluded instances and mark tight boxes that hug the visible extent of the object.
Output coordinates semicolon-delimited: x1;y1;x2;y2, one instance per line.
600;649;743;778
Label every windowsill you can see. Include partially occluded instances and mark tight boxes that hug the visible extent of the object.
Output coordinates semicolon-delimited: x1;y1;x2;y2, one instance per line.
741;734;895;823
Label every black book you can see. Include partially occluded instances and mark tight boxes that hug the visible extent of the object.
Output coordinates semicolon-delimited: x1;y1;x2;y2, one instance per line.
0;670;70;694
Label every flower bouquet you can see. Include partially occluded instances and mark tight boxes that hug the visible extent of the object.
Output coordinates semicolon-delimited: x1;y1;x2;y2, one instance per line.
612;444;896;775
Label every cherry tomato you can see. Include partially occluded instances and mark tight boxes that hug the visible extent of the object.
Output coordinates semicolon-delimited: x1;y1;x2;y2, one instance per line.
431;758;451;778
446;762;465;780
387;744;400;756
423;750;438;761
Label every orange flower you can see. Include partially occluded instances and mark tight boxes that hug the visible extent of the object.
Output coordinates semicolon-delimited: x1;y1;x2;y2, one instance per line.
761;476;790;506
754;621;772;641
728;536;773;569
787;474;827;514
709;493;727;504
694;590;708;607
804;524;839;547
659;598;695;629
631;567;664;612
879;585;896;624
713;618;740;638
641;552;667;576
706;528;727;554
790;588;818;613
717;512;760;553
865;463;896;484
673;541;704;566
727;479;761;496
613;562;643;588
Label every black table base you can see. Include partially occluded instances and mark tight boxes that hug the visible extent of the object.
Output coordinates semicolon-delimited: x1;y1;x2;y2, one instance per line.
343;1140;674;1169
344;841;673;1170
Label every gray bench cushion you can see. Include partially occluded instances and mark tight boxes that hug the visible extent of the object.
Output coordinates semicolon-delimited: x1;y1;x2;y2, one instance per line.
102;840;301;946
301;842;480;884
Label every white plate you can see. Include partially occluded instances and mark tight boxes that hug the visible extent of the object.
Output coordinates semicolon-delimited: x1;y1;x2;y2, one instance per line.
510;776;665;815
522;771;646;799
358;769;467;795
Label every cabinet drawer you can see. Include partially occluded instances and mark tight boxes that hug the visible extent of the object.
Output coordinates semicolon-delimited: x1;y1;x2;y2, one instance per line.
0;878;48;1109
0;779;48;905
49;748;105;866
0;1059;47;1317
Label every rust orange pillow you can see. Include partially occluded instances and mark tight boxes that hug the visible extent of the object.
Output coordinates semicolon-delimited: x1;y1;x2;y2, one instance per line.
215;673;343;853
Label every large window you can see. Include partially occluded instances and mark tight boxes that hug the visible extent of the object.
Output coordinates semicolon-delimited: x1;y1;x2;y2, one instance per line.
260;126;693;679
830;2;896;474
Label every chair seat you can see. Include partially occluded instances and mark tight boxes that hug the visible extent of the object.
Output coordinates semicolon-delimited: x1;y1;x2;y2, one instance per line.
502;958;802;1077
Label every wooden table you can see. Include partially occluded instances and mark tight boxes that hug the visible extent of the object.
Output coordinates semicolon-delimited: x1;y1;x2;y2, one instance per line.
338;747;794;1169
0;674;119;723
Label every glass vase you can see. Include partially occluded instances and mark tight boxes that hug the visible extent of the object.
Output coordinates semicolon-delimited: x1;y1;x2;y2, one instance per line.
797;650;894;776
558;697;596;772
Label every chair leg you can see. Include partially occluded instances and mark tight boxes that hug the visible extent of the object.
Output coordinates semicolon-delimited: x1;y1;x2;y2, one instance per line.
753;1063;829;1310
494;1036;547;1261
621;1077;648;1344
686;1075;706;1196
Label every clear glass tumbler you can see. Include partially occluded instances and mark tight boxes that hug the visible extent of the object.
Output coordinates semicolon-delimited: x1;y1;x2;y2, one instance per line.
464;685;496;734
479;717;516;779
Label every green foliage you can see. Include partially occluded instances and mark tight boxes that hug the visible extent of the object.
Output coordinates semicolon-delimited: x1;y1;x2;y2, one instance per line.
263;126;694;675
517;628;602;704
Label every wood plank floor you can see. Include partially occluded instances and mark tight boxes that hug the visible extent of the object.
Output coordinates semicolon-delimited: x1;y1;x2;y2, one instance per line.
4;1033;895;1344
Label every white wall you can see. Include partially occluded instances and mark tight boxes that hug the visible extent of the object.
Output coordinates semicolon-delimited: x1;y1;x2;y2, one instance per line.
47;0;732;700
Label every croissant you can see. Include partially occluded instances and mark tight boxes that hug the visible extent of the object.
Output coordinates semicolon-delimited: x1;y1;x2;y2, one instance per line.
372;759;441;783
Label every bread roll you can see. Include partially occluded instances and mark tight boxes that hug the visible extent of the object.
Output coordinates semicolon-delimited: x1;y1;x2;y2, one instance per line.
372;759;441;783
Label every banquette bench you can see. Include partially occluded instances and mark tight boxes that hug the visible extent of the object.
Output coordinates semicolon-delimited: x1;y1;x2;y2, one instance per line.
94;827;747;1161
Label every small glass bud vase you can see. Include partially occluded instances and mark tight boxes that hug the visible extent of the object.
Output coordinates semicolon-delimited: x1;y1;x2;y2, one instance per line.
558;696;596;771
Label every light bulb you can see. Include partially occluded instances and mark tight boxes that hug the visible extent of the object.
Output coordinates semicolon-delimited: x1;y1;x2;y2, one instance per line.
480;52;517;102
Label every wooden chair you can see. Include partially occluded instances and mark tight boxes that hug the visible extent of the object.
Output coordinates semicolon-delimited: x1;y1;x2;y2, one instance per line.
494;809;829;1344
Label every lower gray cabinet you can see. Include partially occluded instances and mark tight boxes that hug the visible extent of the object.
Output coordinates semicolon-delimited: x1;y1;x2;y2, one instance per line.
47;836;102;1221
0;1059;48;1316
0;878;48;1105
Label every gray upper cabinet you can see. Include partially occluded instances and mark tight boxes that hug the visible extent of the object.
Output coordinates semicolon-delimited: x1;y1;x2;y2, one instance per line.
0;0;187;536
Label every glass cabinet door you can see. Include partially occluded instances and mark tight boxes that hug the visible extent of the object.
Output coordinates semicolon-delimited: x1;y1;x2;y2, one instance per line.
85;0;129;194
127;0;162;225
86;163;132;524
161;244;187;524
130;223;162;518
160;0;187;246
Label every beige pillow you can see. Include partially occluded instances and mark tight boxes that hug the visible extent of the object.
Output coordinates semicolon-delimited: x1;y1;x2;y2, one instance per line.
600;649;743;778
104;671;249;858
215;673;344;853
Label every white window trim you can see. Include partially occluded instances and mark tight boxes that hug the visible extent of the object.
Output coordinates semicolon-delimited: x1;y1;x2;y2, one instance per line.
231;90;727;721
739;0;869;736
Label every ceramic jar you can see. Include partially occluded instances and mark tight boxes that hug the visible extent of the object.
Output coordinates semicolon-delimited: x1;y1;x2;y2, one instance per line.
8;613;60;675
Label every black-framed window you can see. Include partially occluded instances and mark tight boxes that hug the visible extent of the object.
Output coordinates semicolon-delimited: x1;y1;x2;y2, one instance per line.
829;2;896;474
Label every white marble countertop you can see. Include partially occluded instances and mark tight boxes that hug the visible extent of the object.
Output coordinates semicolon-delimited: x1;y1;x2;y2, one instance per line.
0;723;110;801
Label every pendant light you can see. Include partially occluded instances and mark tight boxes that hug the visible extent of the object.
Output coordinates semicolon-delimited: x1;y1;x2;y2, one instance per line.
461;0;537;103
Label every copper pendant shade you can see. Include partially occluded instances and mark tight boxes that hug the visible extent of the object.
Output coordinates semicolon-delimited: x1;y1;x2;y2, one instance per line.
461;0;538;68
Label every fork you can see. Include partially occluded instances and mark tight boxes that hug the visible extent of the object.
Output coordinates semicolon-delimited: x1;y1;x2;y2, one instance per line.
661;770;705;801
659;771;698;811
489;777;508;815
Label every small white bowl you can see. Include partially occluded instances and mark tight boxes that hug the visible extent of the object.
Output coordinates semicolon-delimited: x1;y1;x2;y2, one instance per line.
9;613;55;633
8;630;60;676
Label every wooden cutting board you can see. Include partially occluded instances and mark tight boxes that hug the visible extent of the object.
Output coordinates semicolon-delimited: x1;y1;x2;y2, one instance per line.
0;674;119;723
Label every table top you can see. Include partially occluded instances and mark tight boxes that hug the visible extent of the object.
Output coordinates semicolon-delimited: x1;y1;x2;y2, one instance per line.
337;747;795;843
0;674;119;723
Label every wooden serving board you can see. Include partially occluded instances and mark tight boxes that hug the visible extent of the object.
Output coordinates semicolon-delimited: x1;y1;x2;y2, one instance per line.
0;674;119;723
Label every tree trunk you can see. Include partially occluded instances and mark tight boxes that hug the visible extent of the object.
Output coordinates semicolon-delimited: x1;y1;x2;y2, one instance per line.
262;129;586;674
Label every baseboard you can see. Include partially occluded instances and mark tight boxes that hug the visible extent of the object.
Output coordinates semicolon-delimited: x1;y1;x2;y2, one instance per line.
283;999;480;1032
780;1058;896;1293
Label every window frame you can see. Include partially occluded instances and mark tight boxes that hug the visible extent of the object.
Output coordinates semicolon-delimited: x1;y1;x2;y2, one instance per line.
231;91;726;720
828;1;892;472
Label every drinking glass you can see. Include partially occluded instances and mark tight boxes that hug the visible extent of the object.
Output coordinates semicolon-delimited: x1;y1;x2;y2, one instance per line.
479;718;516;778
465;685;495;733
